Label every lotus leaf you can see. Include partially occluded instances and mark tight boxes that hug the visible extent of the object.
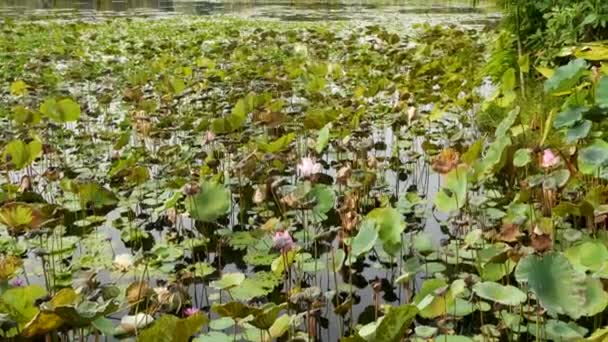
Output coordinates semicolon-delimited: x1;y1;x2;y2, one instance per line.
544;59;588;94
40;98;81;122
351;220;378;257
137;313;208;342
435;164;468;213
366;207;405;256
210;272;245;290
185;182;230;222
374;304;418;342
515;253;586;318
2;139;42;170
472;281;526;306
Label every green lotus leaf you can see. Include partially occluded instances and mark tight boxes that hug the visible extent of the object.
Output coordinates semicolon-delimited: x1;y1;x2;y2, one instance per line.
212;301;261;319
307;184;335;222
515;252;586;318
579;140;608;176
530;319;586;341
210;272;245;290
257;133;296;153
209;317;234;330
351;220;378;257
268;314;290;339
554;106;586;128
374;304;418;342
77;182;118;209
137;313;208;342
472;281;526;306
413;278;454;319
434;335;474;342
413;232;434;255
2;139;42;170
40;97;81;122
435;164;468;213
513;148;532;167
581;276;608;317
366;207;405;256
544;58;588;94
230;271;280;301
565;240;608;273
250;303;287;330
0;202;45;233
415;325;438;338
185;182;230;222
566;120;592;143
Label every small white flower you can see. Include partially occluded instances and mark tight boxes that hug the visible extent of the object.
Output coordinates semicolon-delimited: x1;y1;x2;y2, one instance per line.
113;253;134;272
120;313;154;333
297;156;322;178
407;106;417;124
253;185;266;204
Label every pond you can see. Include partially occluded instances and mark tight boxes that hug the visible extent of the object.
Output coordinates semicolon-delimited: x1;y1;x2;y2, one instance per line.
0;0;499;26
0;1;560;342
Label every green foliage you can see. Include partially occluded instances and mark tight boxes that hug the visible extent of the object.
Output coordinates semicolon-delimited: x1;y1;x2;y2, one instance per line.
185;182;231;222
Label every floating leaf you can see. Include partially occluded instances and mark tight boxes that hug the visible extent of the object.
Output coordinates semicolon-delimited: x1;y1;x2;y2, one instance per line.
472;282;526;306
231;272;280;301
210;273;245;290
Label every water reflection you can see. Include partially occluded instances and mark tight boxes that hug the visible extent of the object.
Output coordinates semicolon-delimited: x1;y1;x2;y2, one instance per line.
0;0;499;26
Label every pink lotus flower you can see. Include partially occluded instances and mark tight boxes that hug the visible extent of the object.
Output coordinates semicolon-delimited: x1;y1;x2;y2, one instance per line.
183;307;200;317
10;278;24;287
541;149;560;168
297;156;322;178
273;230;295;252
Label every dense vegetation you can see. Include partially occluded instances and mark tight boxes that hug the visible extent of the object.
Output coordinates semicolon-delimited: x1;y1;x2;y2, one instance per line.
0;1;608;341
